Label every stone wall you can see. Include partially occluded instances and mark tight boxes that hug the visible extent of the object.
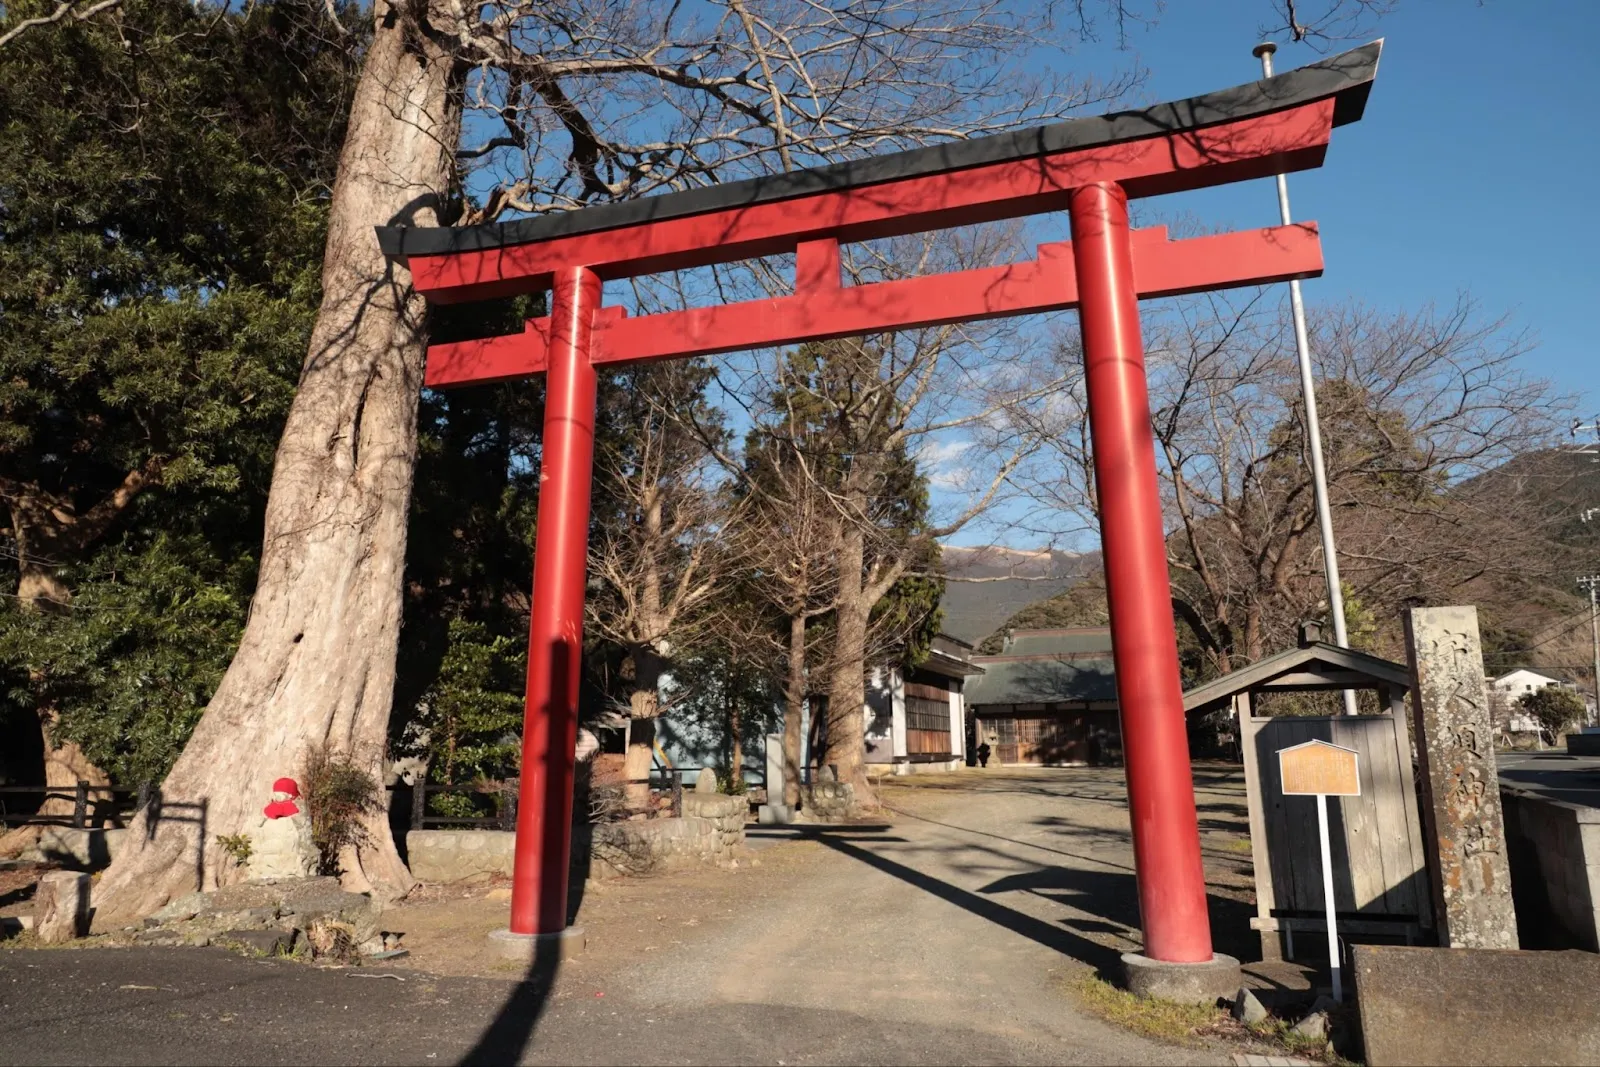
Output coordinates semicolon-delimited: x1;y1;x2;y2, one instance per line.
1500;784;1600;951
16;828;125;869
407;794;746;884
800;781;855;820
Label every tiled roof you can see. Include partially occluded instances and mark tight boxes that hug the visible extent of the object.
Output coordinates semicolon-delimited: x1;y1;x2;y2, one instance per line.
965;654;1117;707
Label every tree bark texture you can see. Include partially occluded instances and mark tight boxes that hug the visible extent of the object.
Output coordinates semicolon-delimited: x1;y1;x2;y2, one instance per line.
782;611;806;807
728;683;743;786
91;6;461;926
623;648;663;811
826;518;870;796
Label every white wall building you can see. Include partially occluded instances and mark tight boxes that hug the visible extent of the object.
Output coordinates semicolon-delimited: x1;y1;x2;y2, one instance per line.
1492;668;1570;697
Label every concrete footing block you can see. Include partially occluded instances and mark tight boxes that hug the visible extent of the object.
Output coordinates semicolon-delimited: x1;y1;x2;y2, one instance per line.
487;926;586;964
1120;951;1241;1006
758;804;795;825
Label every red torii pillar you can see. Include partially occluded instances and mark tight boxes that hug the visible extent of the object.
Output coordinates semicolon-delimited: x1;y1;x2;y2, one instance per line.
380;42;1381;990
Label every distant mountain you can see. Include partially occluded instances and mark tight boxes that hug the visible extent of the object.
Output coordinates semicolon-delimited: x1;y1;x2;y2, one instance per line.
938;545;1099;646
1453;448;1600;680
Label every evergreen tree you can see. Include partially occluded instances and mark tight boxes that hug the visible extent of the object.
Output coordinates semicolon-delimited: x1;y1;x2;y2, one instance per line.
0;0;360;826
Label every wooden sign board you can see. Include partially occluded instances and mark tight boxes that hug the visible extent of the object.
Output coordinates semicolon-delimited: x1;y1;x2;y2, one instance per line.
1279;739;1360;797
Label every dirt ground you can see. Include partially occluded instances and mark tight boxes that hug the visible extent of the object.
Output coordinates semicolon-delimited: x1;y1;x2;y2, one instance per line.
380;837;831;981
3;764;1321;1065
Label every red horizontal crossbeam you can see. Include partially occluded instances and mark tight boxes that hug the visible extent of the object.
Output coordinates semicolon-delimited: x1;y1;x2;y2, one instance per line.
424;222;1321;388
406;99;1334;304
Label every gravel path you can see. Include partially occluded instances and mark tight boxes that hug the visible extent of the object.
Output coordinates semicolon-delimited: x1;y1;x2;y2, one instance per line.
1;766;1251;1065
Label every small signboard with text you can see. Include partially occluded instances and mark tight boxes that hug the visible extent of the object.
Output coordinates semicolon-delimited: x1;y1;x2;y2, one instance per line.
1279;739;1361;797
1276;738;1361;1001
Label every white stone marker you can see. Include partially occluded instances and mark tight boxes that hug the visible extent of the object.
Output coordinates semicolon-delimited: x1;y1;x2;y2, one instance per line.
34;870;90;944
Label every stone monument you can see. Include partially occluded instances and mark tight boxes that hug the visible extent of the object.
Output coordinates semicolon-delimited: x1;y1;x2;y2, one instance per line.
1403;606;1518;949
247;776;319;882
758;733;795;825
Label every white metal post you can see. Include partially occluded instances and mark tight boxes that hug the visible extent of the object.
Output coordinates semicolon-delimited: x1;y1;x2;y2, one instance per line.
1255;42;1358;717
1316;793;1343;1001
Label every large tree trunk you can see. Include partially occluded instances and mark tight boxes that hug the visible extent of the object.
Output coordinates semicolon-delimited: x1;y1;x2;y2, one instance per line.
622;647;663;812
782;611;806;806
826;520;871;800
727;680;743;786
90;5;461;928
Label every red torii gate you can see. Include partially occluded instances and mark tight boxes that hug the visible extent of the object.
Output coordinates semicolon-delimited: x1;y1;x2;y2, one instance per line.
379;43;1381;973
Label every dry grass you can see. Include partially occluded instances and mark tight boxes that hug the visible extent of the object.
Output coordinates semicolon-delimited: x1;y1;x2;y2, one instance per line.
1067;973;1230;1047
1066;973;1352;1064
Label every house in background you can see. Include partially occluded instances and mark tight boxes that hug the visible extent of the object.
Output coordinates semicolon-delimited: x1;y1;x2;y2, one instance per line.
652;633;983;785
964;627;1121;766
1492;667;1572;697
861;634;983;775
1490;666;1588;738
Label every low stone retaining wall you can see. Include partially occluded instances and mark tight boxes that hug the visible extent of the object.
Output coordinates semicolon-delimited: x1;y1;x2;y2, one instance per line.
1501;783;1600;951
16;828;126;869
407;792;747;884
799;781;855;821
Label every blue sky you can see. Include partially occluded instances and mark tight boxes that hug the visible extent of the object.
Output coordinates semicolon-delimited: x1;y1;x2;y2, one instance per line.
933;1;1600;548
1101;1;1597;417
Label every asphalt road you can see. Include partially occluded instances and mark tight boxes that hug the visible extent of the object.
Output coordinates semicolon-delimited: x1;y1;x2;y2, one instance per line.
1497;749;1600;808
2;769;1238;1066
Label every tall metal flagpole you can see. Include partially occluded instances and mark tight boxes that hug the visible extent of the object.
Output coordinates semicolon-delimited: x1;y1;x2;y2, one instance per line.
1255;42;1359;716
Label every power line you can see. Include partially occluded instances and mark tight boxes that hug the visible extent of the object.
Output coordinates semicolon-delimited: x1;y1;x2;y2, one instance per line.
1483;605;1600;657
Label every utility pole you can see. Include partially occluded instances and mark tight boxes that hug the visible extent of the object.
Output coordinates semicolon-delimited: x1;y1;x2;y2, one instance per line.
1581;573;1600;728
1254;42;1358;716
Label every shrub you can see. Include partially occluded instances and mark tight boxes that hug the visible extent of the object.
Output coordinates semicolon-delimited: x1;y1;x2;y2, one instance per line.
301;743;383;876
216;832;253;867
1520;685;1587;743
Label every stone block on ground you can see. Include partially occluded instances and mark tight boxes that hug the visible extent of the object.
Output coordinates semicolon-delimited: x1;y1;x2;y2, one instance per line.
216;928;295;956
1290;1011;1327;1043
149;891;207;925
758;803;794;825
1232;987;1270;1026
276;882;381;944
694;767;720;794
34;871;90;944
1352;943;1600;1066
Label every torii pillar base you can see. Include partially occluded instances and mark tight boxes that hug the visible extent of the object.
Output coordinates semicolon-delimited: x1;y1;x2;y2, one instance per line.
1121;952;1243;1007
488;926;588;964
